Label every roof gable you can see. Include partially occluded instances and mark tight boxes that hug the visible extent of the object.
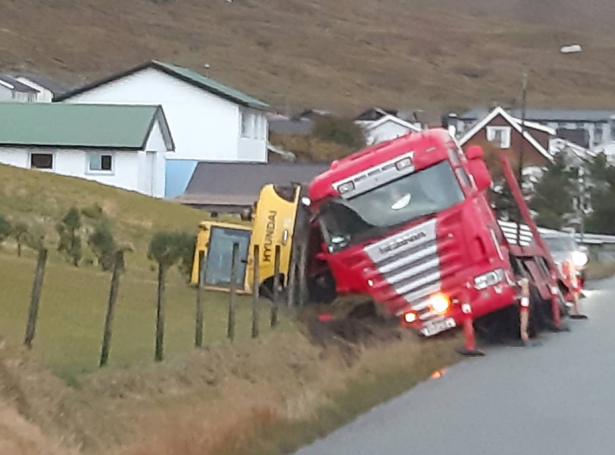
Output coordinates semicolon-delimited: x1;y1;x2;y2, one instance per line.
459;106;553;163
0;74;39;93
55;61;270;110
362;114;422;133
0;103;169;149
462;107;615;123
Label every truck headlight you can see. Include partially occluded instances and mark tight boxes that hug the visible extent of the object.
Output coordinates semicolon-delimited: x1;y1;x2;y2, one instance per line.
428;293;451;315
474;269;505;290
572;251;588;268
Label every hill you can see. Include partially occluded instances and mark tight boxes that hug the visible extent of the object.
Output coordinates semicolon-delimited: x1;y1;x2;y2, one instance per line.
2;0;615;114
0;163;205;272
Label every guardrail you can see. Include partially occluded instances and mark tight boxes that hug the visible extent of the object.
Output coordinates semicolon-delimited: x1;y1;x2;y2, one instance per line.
498;220;615;246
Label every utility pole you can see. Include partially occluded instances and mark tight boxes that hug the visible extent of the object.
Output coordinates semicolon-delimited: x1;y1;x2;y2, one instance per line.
578;166;586;243
516;72;528;247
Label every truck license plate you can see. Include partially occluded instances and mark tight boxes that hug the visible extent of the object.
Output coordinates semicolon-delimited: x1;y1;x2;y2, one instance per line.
421;318;456;337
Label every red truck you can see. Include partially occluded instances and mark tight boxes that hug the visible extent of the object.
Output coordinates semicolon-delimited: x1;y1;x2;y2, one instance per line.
305;129;567;338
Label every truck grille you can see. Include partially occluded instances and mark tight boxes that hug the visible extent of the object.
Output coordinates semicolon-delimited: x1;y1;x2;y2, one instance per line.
364;218;462;319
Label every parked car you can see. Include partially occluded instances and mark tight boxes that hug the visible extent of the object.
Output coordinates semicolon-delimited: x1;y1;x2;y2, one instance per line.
543;233;589;287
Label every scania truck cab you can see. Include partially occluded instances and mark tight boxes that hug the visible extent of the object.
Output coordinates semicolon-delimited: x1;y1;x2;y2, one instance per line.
307;129;521;337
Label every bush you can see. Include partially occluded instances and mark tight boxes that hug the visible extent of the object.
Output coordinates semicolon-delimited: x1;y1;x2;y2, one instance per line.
11;221;29;257
176;233;197;280
88;223;117;271
0;214;11;244
57;207;83;266
312;116;366;149
81;203;105;220
148;231;190;270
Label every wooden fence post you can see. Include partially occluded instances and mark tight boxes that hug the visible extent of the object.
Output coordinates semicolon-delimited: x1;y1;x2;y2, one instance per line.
24;249;48;349
195;251;206;348
252;245;260;339
271;245;281;328
227;243;239;342
298;242;308;307
155;263;167;362
100;250;124;367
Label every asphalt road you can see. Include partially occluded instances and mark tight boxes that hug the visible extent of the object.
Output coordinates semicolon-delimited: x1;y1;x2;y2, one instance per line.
295;276;615;455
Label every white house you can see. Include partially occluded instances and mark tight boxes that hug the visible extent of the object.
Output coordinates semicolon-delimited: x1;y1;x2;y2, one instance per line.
357;114;422;145
354;108;422;146
13;74;69;102
0;75;39;102
55;61;271;198
0;103;174;198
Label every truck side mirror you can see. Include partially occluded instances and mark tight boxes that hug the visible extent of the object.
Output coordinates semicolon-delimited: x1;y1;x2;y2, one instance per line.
466;145;484;161
469;159;492;191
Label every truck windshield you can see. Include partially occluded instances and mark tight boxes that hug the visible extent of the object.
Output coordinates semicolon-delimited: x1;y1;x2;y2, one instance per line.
318;161;465;252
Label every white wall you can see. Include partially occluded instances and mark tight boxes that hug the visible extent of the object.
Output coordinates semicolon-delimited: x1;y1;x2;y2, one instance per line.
0;85;12;102
0;146;166;198
363;120;416;146
63;68;268;163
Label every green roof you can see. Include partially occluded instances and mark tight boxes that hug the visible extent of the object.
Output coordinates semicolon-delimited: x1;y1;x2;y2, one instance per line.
153;62;270;110
0;103;166;149
55;61;271;111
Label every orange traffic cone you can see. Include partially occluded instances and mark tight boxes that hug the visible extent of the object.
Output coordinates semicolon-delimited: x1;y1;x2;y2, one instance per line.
565;261;588;320
457;303;485;357
519;278;530;344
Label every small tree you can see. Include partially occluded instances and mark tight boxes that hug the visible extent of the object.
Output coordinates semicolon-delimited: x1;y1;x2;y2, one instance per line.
11;221;29;257
57;207;83;266
148;232;185;361
312;116;366;149
0;214;11;246
176;233;197;281
88;223;117;271
530;154;575;230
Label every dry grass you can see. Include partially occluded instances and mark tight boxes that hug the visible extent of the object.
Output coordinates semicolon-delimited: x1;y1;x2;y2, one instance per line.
2;0;615;113
0;319;462;455
585;261;615;280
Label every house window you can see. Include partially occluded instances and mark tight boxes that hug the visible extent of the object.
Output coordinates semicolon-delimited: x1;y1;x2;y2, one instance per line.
241;111;251;138
486;126;512;149
255;115;262;139
30;153;53;169
88;153;113;172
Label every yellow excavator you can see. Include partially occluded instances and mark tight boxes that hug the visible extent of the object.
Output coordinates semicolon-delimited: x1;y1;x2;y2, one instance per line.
190;184;303;295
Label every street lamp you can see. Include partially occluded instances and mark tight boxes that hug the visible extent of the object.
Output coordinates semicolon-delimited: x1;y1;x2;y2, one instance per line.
516;44;583;244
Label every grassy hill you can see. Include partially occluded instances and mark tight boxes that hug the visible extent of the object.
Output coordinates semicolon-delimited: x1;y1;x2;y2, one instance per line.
0;165;267;381
2;0;615;113
0;163;207;271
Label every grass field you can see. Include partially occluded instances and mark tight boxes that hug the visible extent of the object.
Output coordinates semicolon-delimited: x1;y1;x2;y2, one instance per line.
0;252;276;381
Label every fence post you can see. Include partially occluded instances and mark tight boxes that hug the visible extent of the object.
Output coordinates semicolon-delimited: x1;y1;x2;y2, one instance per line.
100;250;124;367
24;249;48;349
228;243;239;342
287;243;298;309
195;251;206;348
298;242;308;307
155;263;166;362
271;245;281;328
252;245;260;339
